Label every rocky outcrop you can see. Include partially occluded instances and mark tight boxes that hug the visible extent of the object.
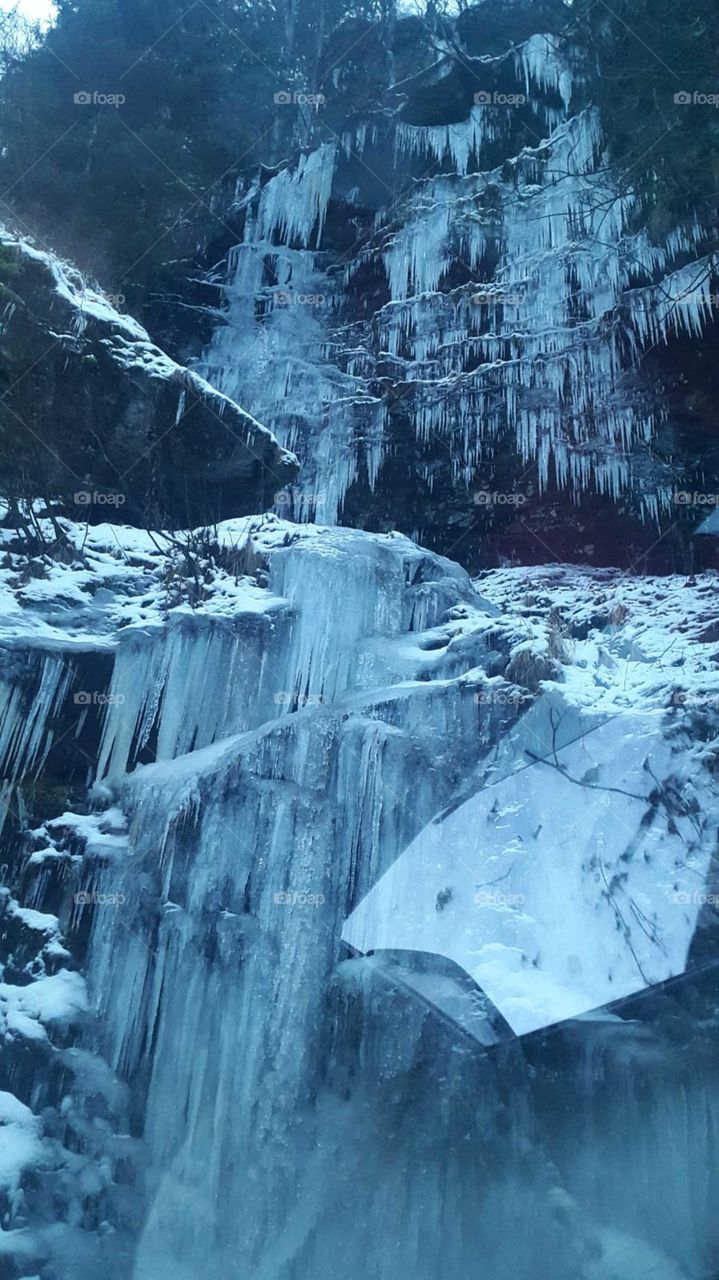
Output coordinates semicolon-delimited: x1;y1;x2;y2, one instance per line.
0;230;298;529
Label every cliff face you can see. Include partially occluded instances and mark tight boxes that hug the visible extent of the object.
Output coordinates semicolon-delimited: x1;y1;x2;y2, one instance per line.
1;2;717;567
194;0;719;571
0;232;298;530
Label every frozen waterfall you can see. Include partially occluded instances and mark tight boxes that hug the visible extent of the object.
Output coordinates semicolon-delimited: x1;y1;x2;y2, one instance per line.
0;13;718;1280
87;527;719;1280
0;513;717;1280
198;34;717;528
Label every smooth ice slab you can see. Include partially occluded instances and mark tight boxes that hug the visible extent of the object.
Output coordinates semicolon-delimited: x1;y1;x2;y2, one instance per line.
341;950;517;1048
343;695;714;1036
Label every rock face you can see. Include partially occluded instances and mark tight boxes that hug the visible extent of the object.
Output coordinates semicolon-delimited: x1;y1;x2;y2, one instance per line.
0;231;298;529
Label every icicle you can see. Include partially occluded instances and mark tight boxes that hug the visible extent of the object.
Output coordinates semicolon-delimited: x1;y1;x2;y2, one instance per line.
256;144;337;249
513;33;576;112
196;69;717;521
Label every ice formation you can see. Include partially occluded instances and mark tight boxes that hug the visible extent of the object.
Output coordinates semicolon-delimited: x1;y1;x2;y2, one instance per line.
1;22;719;1280
345;697;713;1036
199;38;717;525
256;143;337;249
1;511;718;1279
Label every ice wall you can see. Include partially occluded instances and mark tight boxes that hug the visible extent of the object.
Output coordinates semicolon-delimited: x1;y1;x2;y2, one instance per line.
1;512;718;1278
74;529;719;1280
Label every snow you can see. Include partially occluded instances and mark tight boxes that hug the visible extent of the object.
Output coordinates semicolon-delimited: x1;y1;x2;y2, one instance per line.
46;809;128;863
7;904;59;934
477;563;719;716
0;1093;43;1206
0;971;87;1040
0;516;279;647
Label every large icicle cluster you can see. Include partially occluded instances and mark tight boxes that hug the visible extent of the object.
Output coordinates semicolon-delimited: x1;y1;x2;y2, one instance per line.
0;651;76;833
199;28;717;525
199;151;383;524
256;143;337;248
372;101;715;510
394;103;511;177
513;32;575;111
